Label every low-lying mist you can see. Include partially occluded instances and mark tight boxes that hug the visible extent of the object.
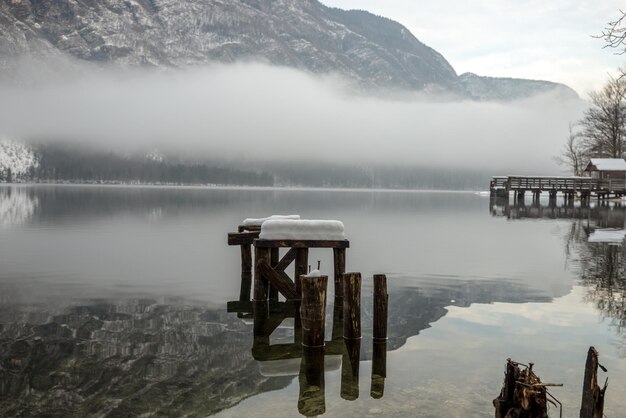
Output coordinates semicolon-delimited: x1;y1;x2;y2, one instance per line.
0;60;586;175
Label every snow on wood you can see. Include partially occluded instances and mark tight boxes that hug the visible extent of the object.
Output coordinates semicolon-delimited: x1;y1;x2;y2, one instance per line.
259;219;345;240
588;229;626;244
242;214;300;227
303;269;323;278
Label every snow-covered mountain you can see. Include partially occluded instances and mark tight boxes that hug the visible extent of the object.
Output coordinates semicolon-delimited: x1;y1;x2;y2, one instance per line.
0;0;576;100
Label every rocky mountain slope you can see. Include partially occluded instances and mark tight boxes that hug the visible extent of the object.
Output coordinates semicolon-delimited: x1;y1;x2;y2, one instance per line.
0;0;576;100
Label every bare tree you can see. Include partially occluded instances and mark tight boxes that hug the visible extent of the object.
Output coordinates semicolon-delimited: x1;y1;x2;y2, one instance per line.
597;10;626;54
580;75;626;158
556;123;586;175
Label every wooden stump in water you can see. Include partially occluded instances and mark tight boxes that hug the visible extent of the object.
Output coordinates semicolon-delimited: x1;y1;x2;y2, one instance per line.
493;359;551;418
580;346;607;418
343;272;361;340
373;274;388;341
300;274;328;348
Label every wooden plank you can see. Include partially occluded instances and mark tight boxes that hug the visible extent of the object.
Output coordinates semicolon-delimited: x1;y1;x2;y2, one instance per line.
228;232;259;245
258;261;299;300
275;248;297;272
255;239;350;248
227;300;297;316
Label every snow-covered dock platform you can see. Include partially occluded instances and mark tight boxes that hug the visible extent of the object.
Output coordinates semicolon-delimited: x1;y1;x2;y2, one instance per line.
227;217;349;302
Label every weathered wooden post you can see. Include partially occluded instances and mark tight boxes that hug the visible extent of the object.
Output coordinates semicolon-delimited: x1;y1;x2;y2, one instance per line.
252;300;270;351
340;338;361;400
343;272;361;340
333;248;346;297
298;346;326;416
373;274;388;341
370;340;387;399
331;295;343;341
295;249;309;297
580;346;607;418
254;247;271;301
269;248;280;301
239;244;252;301
300;273;328;348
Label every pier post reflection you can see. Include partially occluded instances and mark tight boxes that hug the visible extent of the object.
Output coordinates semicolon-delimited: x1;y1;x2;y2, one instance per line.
340;338;360;400
298;346;326;416
371;340;387;399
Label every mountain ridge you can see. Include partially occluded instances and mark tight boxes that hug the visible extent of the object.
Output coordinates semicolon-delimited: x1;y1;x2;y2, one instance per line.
0;0;577;100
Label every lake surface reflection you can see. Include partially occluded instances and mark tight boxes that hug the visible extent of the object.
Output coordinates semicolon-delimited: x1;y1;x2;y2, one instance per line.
1;186;625;417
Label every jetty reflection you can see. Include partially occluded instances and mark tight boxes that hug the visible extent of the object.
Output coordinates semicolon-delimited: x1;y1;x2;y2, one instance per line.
227;296;387;416
491;195;626;357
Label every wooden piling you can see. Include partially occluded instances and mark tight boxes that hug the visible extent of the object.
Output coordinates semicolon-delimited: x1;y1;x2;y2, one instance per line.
298;346;326;417
252;300;269;348
331;295;343;341
295;249;309;297
333;248;346;298
580;346;607;418
239;244;252;301
370;340;387;399
269;248;280;301
343;272;361;340
300;274;328;348
254;247;271;301
373;274;388;341
340;338;361;400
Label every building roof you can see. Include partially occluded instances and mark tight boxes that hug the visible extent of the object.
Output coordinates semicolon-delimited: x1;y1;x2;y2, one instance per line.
587;158;626;171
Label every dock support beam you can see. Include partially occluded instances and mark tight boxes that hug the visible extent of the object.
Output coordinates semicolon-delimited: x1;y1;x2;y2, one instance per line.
239;244;253;301
254;247;271;301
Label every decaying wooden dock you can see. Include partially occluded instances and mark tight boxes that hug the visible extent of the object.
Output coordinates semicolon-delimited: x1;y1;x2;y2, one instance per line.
490;175;626;200
227;218;389;416
227;222;348;302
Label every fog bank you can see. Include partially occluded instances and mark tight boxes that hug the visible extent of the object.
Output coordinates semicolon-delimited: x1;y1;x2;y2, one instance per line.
0;62;586;174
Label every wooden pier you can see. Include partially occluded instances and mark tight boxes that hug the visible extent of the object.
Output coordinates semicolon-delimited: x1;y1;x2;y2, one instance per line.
490;175;626;200
227;220;389;415
228;223;348;302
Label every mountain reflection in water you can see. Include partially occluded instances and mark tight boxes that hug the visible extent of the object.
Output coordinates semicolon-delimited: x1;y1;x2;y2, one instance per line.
0;273;552;417
1;186;626;416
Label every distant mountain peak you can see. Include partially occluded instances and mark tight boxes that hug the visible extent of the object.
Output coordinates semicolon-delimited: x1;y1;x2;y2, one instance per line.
0;0;577;100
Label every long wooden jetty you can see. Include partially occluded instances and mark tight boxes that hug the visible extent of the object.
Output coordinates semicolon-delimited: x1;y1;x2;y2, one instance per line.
490;175;626;200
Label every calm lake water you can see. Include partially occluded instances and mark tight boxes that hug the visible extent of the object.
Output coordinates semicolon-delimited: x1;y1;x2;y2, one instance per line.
1;185;625;417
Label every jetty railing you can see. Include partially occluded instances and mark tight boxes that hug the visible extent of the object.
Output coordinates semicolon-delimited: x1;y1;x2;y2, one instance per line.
490;175;626;197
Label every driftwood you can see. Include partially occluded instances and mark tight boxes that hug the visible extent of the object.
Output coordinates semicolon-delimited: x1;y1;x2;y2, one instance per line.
579;347;607;418
495;346;609;418
493;360;555;418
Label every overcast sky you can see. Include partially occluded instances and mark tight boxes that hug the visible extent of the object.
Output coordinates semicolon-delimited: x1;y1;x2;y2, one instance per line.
322;0;625;95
